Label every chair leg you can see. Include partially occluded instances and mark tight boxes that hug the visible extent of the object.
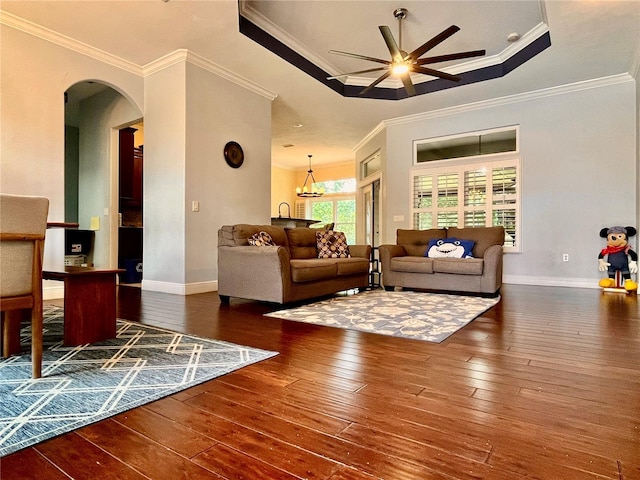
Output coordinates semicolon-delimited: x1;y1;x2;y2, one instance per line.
31;304;43;379
2;310;24;358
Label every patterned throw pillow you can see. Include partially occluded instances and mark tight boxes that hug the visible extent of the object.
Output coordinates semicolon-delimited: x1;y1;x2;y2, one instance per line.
248;231;276;246
316;230;351;258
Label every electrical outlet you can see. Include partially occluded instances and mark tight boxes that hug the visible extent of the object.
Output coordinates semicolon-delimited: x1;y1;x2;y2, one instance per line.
563;254;569;262
393;215;404;222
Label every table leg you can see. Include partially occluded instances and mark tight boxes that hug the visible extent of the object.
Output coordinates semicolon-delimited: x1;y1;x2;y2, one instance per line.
63;273;117;345
2;309;28;357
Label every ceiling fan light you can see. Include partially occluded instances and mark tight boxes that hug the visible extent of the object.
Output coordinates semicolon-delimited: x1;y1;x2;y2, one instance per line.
391;62;410;76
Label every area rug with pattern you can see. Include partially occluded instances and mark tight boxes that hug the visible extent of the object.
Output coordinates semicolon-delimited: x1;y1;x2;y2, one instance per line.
265;290;500;343
0;306;277;457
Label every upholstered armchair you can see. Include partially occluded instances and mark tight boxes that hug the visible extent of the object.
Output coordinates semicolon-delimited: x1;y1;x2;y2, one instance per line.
1;193;49;378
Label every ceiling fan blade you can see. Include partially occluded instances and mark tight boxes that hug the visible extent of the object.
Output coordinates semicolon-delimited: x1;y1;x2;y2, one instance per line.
413;66;460;82
360;71;392;95
406;25;461;61
329;50;390;65
327;67;387;80
379;26;403;62
401;74;416;96
417;49;486;65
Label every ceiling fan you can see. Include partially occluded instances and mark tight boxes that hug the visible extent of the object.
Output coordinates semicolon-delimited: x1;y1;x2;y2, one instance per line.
328;8;486;96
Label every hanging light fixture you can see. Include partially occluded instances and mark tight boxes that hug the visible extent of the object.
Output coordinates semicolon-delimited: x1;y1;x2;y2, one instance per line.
296;155;324;197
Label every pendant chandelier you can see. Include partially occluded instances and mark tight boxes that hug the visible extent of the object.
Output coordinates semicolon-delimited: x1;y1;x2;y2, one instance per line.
296;155;324;197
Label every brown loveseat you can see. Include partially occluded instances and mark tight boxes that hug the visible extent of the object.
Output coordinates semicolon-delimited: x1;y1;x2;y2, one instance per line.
379;226;504;296
218;224;371;304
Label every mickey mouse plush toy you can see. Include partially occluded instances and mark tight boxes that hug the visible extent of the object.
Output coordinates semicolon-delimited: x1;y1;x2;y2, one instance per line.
598;226;638;292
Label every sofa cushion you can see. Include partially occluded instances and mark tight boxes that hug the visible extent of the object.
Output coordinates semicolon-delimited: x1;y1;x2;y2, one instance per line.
397;228;447;257
286;228;318;259
290;259;337;282
248;231;276;246
390;256;434;273
432;258;484;275
221;224;288;247
447;226;504;257
316;230;350;258
335;257;370;276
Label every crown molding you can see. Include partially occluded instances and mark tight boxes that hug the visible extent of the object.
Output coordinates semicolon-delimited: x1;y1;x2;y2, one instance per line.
142;50;277;101
1;10;277;101
240;1;337;77
383;73;634;128
241;1;550;93
0;10;142;75
272;159;354;171
353;121;386;153
271;161;297;171
630;45;640;80
353;73;633;151
184;50;277;101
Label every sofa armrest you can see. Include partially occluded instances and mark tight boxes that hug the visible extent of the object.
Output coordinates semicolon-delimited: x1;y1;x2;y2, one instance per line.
379;244;407;262
481;244;503;266
349;244;372;260
218;245;292;302
379;244;407;272
479;244;504;289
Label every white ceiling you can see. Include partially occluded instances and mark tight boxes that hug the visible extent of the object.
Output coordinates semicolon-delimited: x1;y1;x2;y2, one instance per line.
2;0;638;169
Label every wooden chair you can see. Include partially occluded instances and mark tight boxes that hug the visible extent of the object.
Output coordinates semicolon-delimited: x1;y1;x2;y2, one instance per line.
1;193;49;378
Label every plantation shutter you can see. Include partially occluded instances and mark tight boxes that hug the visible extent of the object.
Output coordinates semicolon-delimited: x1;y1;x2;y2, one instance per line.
411;157;520;251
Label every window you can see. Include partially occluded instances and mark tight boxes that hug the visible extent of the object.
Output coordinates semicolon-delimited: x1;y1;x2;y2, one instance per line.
411;158;519;251
306;179;356;244
361;151;381;179
416;127;517;163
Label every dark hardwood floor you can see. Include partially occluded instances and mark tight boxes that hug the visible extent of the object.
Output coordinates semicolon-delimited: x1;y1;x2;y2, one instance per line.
2;285;639;479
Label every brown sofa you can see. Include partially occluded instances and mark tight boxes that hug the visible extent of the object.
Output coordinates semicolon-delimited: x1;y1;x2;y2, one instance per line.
379;226;504;296
218;224;371;304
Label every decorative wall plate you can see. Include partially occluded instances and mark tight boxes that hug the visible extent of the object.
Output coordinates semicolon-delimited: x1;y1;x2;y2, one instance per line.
224;141;244;168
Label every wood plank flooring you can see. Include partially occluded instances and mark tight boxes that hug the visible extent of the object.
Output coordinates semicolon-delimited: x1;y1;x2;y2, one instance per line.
1;285;639;479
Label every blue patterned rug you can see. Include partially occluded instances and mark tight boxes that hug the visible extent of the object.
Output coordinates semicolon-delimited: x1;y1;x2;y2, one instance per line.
266;290;500;343
0;306;277;457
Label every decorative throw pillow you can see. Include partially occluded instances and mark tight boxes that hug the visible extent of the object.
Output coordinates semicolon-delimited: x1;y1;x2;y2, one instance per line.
248;231;276;246
316;230;351;258
425;238;474;258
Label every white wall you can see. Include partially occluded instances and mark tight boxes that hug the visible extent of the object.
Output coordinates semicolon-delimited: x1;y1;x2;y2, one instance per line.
1;25;272;296
636;70;640;235
143;62;188;288
358;78;637;288
0;25;143;297
184;61;272;289
141;58;272;294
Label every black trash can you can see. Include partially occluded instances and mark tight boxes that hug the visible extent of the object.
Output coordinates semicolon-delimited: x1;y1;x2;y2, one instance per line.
123;258;142;283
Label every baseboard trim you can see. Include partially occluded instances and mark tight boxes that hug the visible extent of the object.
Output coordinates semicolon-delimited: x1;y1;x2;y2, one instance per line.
142;280;218;296
502;275;640;294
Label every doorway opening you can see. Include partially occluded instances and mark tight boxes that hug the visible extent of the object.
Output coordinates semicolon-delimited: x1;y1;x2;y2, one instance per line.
118;124;144;286
64;81;143;280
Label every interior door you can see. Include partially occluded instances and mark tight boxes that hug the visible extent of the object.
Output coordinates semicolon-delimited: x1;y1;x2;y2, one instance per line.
363;179;381;248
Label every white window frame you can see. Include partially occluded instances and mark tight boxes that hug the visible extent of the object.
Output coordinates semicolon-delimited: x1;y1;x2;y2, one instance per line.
414;125;519;166
307;193;357;243
410;155;521;253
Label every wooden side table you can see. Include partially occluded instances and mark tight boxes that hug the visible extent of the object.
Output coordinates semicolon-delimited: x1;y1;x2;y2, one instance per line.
44;266;125;346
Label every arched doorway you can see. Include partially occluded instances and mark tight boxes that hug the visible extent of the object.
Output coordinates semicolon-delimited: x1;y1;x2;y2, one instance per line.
64;81;143;277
